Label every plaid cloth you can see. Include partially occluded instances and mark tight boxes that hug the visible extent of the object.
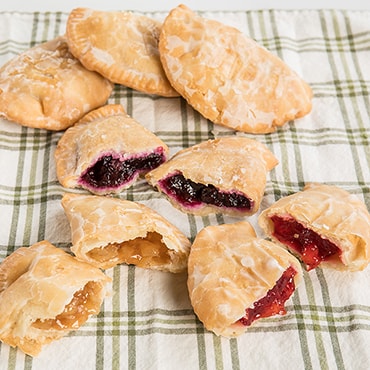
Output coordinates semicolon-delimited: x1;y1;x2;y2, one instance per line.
0;8;370;370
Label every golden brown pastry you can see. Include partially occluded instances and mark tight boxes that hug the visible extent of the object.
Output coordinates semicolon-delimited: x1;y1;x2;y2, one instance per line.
258;183;370;271
0;240;111;357
61;193;191;272
159;4;312;134
66;8;179;97
145;136;278;216
187;221;302;337
0;36;113;130
54;104;169;195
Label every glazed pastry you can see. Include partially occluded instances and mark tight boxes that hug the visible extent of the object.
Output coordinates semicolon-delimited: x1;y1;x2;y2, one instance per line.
258;183;370;271
159;4;312;134
187;221;302;337
66;8;179;97
55;104;169;195
145;136;278;216
61;193;191;272
0;240;111;357
0;36;113;130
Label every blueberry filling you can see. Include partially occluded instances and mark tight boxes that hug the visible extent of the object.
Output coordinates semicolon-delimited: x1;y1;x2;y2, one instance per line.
159;173;253;211
80;149;165;190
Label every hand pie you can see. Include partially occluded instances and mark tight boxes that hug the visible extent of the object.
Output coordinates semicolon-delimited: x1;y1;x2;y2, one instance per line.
0;240;111;357
0;36;113;131
187;221;302;337
145;136;278;216
66;8;179;97
258;183;370;271
61;193;191;272
55;104;169;195
159;4;312;134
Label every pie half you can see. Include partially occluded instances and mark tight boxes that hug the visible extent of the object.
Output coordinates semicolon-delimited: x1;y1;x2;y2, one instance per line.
258;183;370;271
61;193;191;272
0;36;113;131
0;240;111;356
55;104;169;195
145;136;278;216
159;4;312;133
187;221;302;337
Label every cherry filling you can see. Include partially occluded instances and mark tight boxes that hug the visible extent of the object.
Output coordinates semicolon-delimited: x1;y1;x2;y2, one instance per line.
159;173;253;211
79;148;165;191
270;215;341;270
239;266;297;327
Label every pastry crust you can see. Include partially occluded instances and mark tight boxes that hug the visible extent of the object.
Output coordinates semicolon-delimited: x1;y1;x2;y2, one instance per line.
54;104;169;195
187;221;302;337
0;240;111;357
61;193;191;272
66;8;179;97
258;183;370;271
0;36;113;130
145;136;278;216
159;4;312;134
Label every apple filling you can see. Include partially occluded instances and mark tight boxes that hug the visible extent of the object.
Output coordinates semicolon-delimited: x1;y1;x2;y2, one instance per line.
79;148;166;192
158;172;253;211
270;214;341;270
87;232;171;269
239;266;297;326
32;281;101;330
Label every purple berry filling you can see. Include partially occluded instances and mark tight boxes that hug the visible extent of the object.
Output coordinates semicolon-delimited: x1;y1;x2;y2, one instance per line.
79;148;166;191
159;173;253;211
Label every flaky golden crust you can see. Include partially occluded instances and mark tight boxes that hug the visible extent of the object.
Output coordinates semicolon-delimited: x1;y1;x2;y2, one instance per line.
145;136;278;216
187;221;302;337
159;4;312;134
66;8;179;97
54;104;169;194
0;36;113;130
258;183;370;271
0;240;111;356
61;193;191;272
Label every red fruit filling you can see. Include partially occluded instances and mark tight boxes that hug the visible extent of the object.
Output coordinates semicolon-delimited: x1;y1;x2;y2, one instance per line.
158;172;253;211
239;266;297;327
79;148;166;191
270;215;341;270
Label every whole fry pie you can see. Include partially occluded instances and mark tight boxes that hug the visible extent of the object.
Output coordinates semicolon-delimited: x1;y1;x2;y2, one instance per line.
55;104;169;195
258;183;370;271
159;4;312;134
187;221;302;337
66;8;179;97
0;240;111;357
0;36;113;131
61;193;191;272
145;136;278;216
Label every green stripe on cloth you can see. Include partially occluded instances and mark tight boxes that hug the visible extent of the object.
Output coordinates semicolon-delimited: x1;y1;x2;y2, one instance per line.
127;266;137;370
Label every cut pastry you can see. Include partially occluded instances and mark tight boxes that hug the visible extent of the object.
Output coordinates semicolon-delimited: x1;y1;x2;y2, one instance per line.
66;8;179;97
61;193;191;272
0;36;113;131
145;136;278;216
159;4;312;134
187;221;302;337
0;240;111;357
258;183;370;271
54;104;169;195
